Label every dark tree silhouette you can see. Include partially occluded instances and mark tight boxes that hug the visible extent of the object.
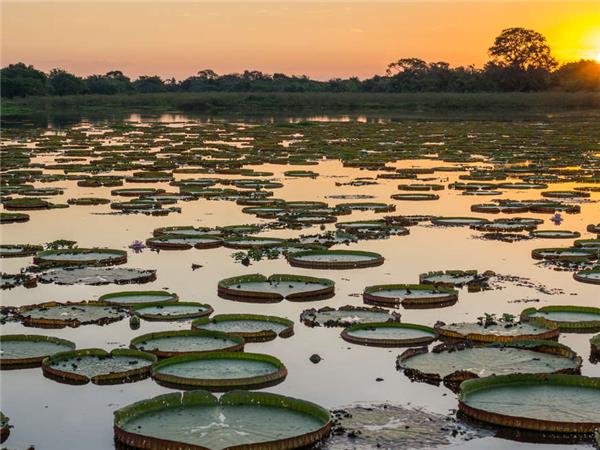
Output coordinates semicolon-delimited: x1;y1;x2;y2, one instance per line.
488;27;557;71
48;69;85;95
1;63;47;98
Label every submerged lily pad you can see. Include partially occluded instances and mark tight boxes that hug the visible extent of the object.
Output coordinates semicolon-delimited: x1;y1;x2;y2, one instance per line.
218;274;334;302
325;403;488;449
42;348;156;385
192;314;293;342
521;306;600;332
16;301;127;328
363;284;458;309
0;334;76;369
152;352;287;390
114;390;331;450
130;330;244;358
300;305;400;328
33;248;127;267
133;302;213;321
397;340;581;390
459;374;600;433
37;267;156;285
341;322;437;347
287;249;384;269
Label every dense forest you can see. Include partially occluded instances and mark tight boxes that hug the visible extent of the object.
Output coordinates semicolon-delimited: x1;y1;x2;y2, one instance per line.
2;28;600;98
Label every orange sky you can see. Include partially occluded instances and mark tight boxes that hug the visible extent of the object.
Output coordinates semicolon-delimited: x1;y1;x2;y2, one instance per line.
2;1;599;80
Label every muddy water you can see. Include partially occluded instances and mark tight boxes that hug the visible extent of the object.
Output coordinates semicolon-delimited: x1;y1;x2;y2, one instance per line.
1;114;599;450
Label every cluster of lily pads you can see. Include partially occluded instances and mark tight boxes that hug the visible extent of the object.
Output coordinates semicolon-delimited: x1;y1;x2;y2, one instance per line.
2;118;600;448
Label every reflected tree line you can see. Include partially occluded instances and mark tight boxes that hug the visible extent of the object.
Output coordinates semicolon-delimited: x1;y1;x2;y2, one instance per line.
2;28;600;98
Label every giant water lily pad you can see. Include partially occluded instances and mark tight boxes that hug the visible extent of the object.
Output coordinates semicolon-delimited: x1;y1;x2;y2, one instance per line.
363;284;458;309
574;267;600;285
436;320;559;343
152;352;287;390
287;250;384;269
0;212;30;224
531;247;597;262
133;302;213;321
300;305;400;328
99;290;178;306
33;248;127;267
223;236;287;249
114;390;331;450
521;306;600;333
42;348;156;385
431;217;489;226
0;244;43;258
341;322;437;347
130;330;244;358
37;267;156;285
153;226;218;237
459;374;600;433
16;301;127;328
391;193;439;201
218;274;334;302
146;235;223;250
397;340;581;390
530;230;581;239
192;314;293;342
0;334;76;369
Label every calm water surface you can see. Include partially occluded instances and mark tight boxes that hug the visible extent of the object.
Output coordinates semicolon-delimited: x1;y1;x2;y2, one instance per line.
1;113;598;450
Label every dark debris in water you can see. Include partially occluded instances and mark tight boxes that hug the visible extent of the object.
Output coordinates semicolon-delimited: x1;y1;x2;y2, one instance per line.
488;274;566;296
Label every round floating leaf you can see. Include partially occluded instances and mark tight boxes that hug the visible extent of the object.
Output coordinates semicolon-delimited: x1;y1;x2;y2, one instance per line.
0;334;76;369
130;330;244;358
114;390;331;450
133;302;213;321
33;248;127;267
287;249;384;269
341;322;438;347
192;314;293;342
99;290;178;306
458;373;600;433
218;274;334;302
521;306;600;333
152;352;287;390
42;348;156;385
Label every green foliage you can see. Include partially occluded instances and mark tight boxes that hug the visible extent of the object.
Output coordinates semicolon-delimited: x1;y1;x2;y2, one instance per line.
48;69;85;96
45;239;77;250
1;63;47;98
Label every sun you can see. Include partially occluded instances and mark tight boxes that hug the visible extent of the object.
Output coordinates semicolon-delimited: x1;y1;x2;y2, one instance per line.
595;51;600;63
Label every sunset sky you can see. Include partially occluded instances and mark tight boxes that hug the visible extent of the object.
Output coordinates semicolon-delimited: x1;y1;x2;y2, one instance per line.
2;1;599;80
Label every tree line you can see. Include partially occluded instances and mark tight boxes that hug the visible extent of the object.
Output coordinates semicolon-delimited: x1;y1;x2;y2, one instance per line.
2;28;599;98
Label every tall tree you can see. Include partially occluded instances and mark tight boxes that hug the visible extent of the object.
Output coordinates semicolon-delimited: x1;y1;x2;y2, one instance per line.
488;27;557;71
